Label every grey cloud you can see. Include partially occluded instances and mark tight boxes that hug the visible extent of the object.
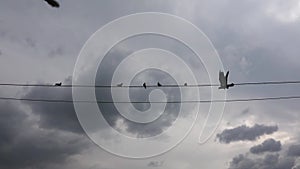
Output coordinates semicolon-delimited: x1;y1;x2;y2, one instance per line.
24;77;84;134
288;145;300;157
250;138;281;154
0;100;89;169
0;101;28;145
94;37;195;137
217;124;278;144
2;0;300;168
229;153;295;169
228;131;300;169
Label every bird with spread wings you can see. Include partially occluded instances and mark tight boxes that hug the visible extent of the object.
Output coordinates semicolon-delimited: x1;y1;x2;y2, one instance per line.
219;71;234;89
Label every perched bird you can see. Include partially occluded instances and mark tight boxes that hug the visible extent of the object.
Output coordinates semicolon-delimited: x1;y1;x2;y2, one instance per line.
143;82;147;89
184;83;188;86
117;83;123;87
218;71;234;89
54;82;62;86
44;0;60;8
157;82;162;87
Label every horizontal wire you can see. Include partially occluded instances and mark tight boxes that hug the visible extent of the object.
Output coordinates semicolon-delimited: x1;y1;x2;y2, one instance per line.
1;95;300;104
0;80;300;88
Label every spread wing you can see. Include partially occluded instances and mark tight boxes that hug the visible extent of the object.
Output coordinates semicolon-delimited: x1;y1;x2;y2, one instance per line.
219;71;225;85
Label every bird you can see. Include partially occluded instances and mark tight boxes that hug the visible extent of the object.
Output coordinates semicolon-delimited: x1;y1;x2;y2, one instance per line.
143;82;147;89
117;83;123;87
218;71;234;89
157;82;162;87
184;83;188;86
54;82;62;86
44;0;60;8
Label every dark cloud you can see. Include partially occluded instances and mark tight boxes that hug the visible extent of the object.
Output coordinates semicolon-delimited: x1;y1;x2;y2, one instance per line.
0;100;89;169
229;153;295;169
96;68;181;138
250;138;281;154
288;144;300;157
94;37;195;137
227;130;300;169
24;77;84;134
217;124;278;144
0;101;28;145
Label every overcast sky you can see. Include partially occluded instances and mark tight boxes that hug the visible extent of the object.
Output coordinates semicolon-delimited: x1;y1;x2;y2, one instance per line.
1;0;300;169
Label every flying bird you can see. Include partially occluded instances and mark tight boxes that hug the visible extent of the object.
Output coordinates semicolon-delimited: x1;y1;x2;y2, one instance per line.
117;83;123;87
219;71;234;89
54;82;62;86
44;0;60;8
143;83;147;89
157;82;162;87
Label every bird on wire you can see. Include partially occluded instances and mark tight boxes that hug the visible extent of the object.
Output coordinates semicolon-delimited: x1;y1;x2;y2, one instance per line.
54;82;62;86
117;83;123;87
219;71;234;89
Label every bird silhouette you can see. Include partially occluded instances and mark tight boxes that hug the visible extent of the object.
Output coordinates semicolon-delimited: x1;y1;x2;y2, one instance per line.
54;82;62;86
117;83;123;87
143;83;147;89
157;82;162;87
184;83;187;86
219;71;234;89
44;0;60;8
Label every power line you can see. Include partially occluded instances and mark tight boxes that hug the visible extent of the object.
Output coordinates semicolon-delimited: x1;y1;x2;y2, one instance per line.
0;80;300;88
1;95;300;104
235;81;300;86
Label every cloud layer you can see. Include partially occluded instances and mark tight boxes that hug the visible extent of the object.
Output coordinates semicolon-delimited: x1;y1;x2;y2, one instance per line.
0;100;89;169
217;124;278;144
250;138;281;154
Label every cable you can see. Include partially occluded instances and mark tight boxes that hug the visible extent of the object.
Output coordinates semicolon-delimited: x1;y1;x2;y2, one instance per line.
0;83;217;88
1;95;300;104
235;81;300;86
0;80;300;88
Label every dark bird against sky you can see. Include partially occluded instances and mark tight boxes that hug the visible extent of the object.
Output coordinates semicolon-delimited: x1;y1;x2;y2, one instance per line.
54;82;62;86
44;0;60;8
219;71;234;89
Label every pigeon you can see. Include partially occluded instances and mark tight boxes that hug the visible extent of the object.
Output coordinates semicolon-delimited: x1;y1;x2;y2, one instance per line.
44;0;60;8
157;82;162;87
218;71;234;89
117;83;123;87
184;83;187;86
54;82;62;86
143;82;147;89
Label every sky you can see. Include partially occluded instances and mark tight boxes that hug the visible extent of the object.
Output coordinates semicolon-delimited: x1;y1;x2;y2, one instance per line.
1;0;300;168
